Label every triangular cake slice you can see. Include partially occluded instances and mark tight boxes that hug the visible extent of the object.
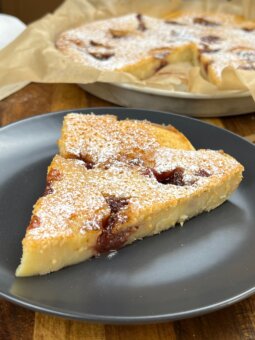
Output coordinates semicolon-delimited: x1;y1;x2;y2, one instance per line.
16;147;243;276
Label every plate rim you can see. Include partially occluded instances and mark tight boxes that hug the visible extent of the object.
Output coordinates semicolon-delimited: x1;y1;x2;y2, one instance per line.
1;286;255;324
111;82;250;99
0;107;255;324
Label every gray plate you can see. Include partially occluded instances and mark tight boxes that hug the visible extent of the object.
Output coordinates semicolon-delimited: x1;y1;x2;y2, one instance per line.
0;108;254;324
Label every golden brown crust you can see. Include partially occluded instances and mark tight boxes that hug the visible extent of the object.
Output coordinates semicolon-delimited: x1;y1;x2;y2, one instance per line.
152;123;194;151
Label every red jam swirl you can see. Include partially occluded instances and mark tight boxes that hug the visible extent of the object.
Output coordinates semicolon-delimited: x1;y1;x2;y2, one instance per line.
43;168;62;196
27;215;41;230
95;196;130;253
195;169;211;177
152;167;185;185
201;35;221;44
136;14;147;31
88;51;114;60
193;17;220;27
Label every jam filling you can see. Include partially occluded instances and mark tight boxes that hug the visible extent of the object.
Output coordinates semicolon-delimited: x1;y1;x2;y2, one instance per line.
201;35;221;44
165;20;184;25
88;51;114;60
136;14;147;31
27;215;41;230
43;168;62;196
153;167;185;185
144;167;211;184
82;160;95;170
106;196;129;216
149;49;170;72
204;60;213;73
78;154;95;169
144;167;186;186
242;27;254;32
195;169;211;177
155;59;168;72
193;17;220;27
199;43;220;54
96;196;130;253
90;40;111;48
47;168;62;182
43;184;54;196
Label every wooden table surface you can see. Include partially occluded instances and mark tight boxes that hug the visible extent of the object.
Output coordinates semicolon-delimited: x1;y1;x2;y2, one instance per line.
0;83;255;340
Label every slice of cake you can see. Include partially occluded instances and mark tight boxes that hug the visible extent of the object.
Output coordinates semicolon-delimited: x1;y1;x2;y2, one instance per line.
16;134;243;276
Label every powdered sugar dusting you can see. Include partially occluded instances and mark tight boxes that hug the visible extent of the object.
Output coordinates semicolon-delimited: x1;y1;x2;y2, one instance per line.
56;12;255;83
56;14;191;71
59;113;162;166
27;156;110;240
27;114;243;242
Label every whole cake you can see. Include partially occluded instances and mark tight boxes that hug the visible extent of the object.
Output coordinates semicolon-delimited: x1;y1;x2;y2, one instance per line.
56;12;255;88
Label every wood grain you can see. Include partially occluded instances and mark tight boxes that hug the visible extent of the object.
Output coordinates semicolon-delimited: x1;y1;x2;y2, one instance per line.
33;314;105;340
0;83;255;340
0;300;34;340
